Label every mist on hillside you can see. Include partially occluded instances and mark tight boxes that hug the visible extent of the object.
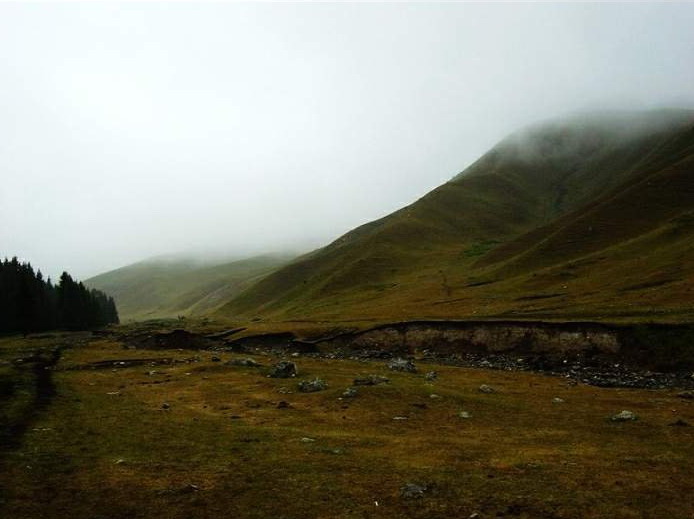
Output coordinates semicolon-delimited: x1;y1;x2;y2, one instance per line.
2;3;694;279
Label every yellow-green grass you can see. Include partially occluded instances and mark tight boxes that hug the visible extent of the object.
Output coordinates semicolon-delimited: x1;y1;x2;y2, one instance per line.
216;111;694;324
2;333;694;518
86;254;293;322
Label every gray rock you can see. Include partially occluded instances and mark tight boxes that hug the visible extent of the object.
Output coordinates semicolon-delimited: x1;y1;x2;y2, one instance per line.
161;402;170;410
677;390;694;400
353;375;390;386
478;384;496;394
459;411;471;419
669;419;689;427
298;378;327;393
424;371;438;381
611;410;638;422
400;483;426;499
342;387;358;398
226;358;262;367
552;397;565;404
269;361;297;378
388;358;417;373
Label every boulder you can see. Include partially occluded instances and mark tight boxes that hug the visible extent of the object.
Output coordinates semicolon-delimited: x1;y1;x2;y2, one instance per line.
424;371;438;381
298;378;327;393
269;361;297;378
400;483;427;499
611;410;638;422
342;387;358;398
353;375;390;386
226;358;262;367
388;358;417;373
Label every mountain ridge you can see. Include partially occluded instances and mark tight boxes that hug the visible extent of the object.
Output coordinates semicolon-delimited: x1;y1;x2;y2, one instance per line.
218;109;694;321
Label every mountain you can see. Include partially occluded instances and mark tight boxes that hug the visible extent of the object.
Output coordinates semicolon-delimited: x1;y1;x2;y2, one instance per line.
86;254;293;321
218;109;694;322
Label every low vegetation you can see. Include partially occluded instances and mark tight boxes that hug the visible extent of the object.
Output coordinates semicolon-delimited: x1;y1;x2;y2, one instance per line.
2;330;694;518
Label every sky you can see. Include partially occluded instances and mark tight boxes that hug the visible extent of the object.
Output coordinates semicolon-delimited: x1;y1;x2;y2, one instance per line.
1;2;694;279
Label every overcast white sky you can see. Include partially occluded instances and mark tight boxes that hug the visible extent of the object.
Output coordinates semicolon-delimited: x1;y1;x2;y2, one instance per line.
2;2;693;279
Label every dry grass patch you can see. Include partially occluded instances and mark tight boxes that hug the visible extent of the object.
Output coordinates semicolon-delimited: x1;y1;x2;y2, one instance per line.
2;333;694;518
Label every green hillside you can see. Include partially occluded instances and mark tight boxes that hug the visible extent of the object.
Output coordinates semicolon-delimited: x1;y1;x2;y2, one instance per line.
86;254;293;321
218;110;694;322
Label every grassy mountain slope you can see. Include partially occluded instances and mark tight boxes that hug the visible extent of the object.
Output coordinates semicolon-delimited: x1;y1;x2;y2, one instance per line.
87;254;292;321
218;110;694;322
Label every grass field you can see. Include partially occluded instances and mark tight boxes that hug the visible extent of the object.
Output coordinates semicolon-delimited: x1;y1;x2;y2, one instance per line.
2;331;694;518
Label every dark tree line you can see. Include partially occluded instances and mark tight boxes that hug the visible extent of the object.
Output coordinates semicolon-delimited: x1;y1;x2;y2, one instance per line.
0;257;119;334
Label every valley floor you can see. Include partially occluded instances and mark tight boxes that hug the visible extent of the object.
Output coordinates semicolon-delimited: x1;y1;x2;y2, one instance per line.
2;329;694;518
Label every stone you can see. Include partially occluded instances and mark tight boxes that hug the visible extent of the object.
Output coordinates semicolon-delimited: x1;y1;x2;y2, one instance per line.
669;419;689;427
478;384;496;394
300;437;316;443
400;483;426;499
269;361;297;378
611;410;638;422
210;355;221;362
277;400;291;409
388;358;417;373
353;375;390;386
677;390;694;400
459;411;471;419
161;402;170;410
298;378;327;393
226;358;261;367
342;387;358;398
424;371;438;381
393;416;409;421
552;397;565;404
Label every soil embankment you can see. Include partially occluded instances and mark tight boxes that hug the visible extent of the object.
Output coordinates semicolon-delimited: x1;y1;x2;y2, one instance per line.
218;320;694;388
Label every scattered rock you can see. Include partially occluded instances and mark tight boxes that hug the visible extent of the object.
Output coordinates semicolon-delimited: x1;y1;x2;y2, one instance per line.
429;394;442;399
342;387;358;398
277;400;291;409
269;361;298;378
459;411;471;419
210;355;221;362
353;375;390;386
424;371;438;381
277;387;293;394
388;358;417;373
552;397;565;404
400;483;426;499
677;390;694;400
226;358;261;367
300;437;316;443
478;384;496;394
393;416;408;421
611;410;638;422
161;402;170;410
298;378;327;393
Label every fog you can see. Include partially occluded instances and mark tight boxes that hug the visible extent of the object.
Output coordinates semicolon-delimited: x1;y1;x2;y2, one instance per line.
2;3;693;279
